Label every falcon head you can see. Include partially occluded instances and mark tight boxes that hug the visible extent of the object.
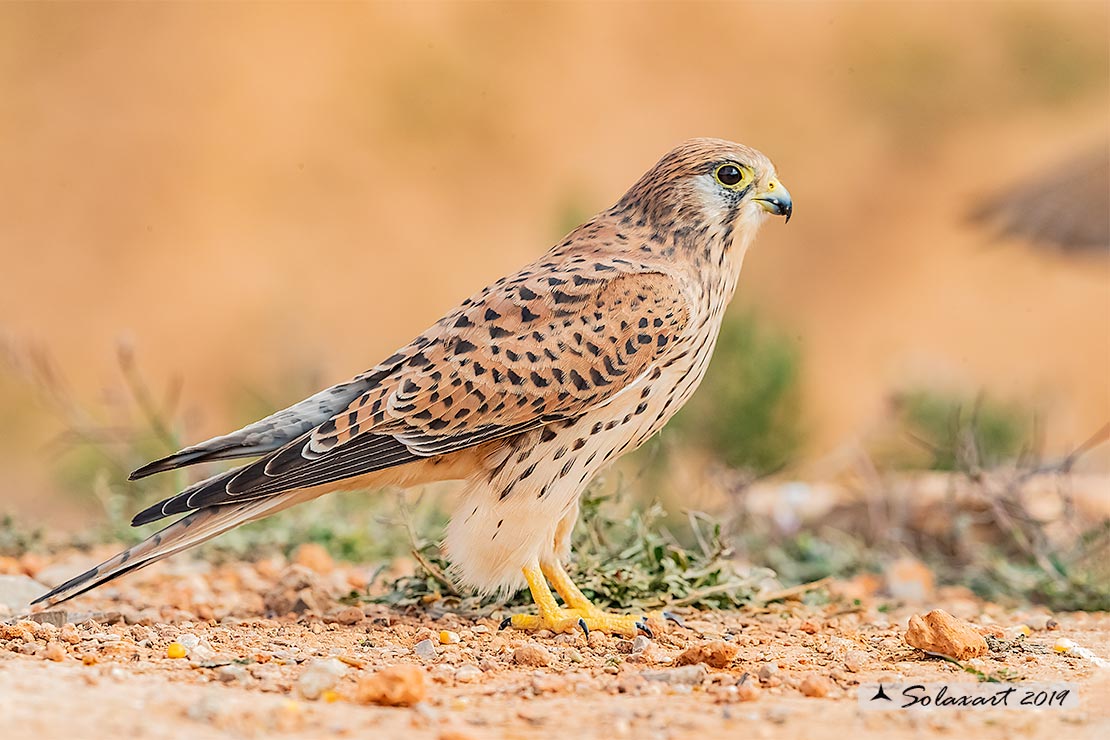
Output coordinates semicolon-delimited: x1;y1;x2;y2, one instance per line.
617;137;792;233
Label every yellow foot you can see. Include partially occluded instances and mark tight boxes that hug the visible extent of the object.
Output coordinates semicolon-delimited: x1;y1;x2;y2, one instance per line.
500;607;652;638
502;562;678;638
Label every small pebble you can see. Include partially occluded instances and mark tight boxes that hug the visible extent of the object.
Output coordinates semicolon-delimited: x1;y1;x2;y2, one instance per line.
166;643;187;659
334;606;364;626
439;630;461;645
904;609;987;660
631;635;651;654
430;664;457;682
43;641;67;662
215;664;248;683
512;644;553;667
641;664;708;686
1053;638;1075;654
454;664;482;683
414;639;438;660
844;650;869;673
800;674;831;698
531;673;565;693
297;658;347;700
757;663;779;681
177;634;200;650
737;676;761;702
356;665;426;707
675;640;738;669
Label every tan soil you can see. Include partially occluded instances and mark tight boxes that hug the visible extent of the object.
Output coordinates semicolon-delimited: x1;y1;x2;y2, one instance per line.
1;552;1107;739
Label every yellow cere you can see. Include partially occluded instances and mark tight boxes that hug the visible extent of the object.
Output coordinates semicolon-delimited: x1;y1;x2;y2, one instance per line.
166;642;187;659
439;630;461;645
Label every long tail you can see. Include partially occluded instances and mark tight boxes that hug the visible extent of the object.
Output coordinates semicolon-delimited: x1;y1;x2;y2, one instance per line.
32;491;313;607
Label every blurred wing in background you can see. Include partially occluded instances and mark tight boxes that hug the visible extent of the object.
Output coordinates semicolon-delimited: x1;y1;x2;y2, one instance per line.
970;142;1109;253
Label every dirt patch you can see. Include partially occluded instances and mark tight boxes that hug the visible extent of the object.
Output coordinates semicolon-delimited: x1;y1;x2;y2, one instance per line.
0;553;1107;739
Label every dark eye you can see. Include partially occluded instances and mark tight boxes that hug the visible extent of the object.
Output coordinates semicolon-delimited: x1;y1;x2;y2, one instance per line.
715;163;743;187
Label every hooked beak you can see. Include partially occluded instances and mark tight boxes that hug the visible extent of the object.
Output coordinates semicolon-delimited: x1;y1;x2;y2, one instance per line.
755;177;792;223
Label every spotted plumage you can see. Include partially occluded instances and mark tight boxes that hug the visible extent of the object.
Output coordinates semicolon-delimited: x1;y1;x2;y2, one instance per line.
35;138;792;634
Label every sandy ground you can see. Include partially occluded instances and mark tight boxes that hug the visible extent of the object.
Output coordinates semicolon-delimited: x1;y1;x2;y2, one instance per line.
1;549;1107;740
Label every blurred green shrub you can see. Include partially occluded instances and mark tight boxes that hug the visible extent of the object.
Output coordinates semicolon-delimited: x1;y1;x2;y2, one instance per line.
889;389;1034;471
669;311;804;476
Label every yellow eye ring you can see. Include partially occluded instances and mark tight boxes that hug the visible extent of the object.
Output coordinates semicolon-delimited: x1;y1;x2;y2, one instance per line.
713;163;749;189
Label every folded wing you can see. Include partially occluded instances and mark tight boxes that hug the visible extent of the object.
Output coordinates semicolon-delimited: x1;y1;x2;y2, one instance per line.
132;265;689;526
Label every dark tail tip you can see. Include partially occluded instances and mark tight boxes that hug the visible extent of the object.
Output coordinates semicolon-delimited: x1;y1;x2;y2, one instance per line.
129;456;176;480
131;445;235;481
30;565;101;606
131;503;166;527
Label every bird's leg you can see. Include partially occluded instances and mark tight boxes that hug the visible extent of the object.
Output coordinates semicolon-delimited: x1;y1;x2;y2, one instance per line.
502;562;651;638
540;559;602;613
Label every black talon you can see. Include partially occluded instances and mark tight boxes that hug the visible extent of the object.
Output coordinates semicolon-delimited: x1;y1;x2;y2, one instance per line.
635;619;653;639
577;617;589;639
499;616;513;630
662;611;688;629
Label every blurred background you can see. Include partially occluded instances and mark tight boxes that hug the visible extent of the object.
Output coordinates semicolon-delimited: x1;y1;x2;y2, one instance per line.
0;3;1107;605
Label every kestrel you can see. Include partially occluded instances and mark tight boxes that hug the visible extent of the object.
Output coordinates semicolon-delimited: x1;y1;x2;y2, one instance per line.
36;138;792;636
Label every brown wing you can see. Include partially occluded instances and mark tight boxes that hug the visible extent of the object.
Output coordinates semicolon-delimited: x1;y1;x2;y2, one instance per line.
969;142;1109;252
134;265;689;524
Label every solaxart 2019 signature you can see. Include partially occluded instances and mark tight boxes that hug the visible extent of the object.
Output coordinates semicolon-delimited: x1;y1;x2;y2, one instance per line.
860;682;1079;711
